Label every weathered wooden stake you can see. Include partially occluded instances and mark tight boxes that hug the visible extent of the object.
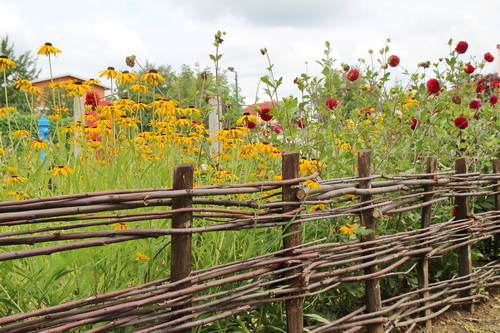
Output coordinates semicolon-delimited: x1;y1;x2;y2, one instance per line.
455;158;474;313
358;150;384;333
171;163;194;332
493;159;500;258
282;152;303;333
417;156;437;331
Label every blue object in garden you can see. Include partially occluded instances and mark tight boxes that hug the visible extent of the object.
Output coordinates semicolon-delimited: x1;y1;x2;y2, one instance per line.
38;114;50;162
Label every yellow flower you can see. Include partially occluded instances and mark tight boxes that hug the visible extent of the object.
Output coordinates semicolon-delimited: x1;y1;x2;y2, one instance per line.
51;165;75;177
310;204;326;212
236;113;258;126
67;81;91;96
130;84;149;93
47;114;61;121
7;167;18;175
87;140;103;148
4;176;28;184
140;69;165;85
11;129;30;139
13;77;32;90
344;194;356;201
175;117;192;127
54;106;69;114
135;252;150;260
99;66;120;80
339;224;356;235
303;179;320;190
37;42;62;57
29;139;49;150
0;56;16;72
116;70;137;84
8;191;30;200
112;223;131;230
237;144;258;159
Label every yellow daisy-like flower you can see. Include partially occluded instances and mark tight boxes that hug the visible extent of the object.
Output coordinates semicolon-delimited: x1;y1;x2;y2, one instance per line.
37;42;62;57
11;129;30;139
67;81;91;96
7;167;18;174
8;191;30;200
175;117;192;127
151;98;177;115
344;194;356;201
135;252;150;261
4;176;28;184
116;70;137;85
13;77;32;90
87;140;103;148
236;113;258;126
140;69;165;85
132;101;150;112
215;169;238;180
0;56;17;72
112;223;131;230
182;106;201;116
303;179;321;190
29;139;49;150
116;115;139;128
99;66;120;80
256;142;275;154
47;114;61;121
339;224;356;235
310;204;326;212
54;106;69;114
130;83;149;93
84;78;101;86
51;165;75;177
237;144;258;159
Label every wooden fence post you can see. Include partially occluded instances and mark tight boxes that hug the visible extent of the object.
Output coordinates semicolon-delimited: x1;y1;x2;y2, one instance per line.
282;152;303;333
493;159;500;258
455;158;473;313
417;156;437;331
358;150;384;333
171;163;194;332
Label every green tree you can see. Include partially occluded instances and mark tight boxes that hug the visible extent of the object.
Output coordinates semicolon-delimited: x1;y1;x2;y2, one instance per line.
0;35;40;113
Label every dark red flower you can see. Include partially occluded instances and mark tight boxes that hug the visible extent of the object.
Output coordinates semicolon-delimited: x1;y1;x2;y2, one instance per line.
247;122;256;129
476;84;485;93
325;98;339;110
85;92;100;109
426;79;441;94
469;100;481;109
388;55;400;67
454;116;468;129
455;41;468;54
259;108;273;121
490;95;498;106
484;52;494;62
297;117;306;129
493;81;500;90
464;63;475;74
273;126;281;134
347;68;360;82
410;118;419;130
451;95;462;104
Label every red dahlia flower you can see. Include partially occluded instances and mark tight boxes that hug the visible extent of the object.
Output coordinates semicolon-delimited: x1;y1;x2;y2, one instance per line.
484;52;495;62
493;81;500;90
426;79;441;94
247;122;257;129
490;95;498;105
469;100;481;109
325;98;339;110
388;55;400;67
454;116;468;129
410;118;419;130
455;41;468;54
464;64;475;74
347;69;360;82
85;92;100;109
476;84;485;93
260;108;273;121
297;117;306;129
273;126;281;134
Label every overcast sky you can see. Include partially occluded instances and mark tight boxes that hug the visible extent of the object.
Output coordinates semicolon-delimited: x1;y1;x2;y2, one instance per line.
1;0;499;105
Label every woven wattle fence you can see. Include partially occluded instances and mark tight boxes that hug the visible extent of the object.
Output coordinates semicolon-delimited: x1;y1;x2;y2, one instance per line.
0;151;499;332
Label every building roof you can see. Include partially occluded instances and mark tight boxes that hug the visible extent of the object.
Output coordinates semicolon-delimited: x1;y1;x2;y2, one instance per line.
33;73;110;89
